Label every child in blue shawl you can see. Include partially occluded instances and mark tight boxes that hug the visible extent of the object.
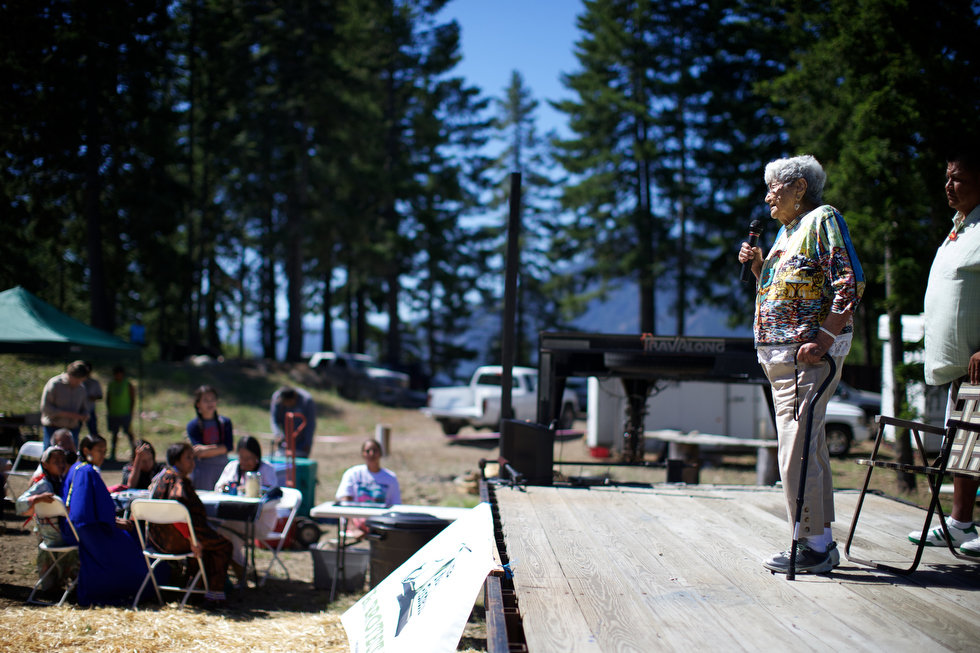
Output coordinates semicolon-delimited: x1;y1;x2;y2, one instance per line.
62;434;152;606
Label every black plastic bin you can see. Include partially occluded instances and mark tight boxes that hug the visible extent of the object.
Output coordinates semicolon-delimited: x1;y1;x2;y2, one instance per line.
364;512;451;588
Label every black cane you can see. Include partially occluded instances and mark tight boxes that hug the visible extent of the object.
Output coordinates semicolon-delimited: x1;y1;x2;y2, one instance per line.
787;353;837;580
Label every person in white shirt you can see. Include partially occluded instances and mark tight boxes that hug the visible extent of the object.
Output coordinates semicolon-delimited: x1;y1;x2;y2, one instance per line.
214;436;277;492
908;147;980;558
335;439;401;538
335;439;401;506
213;436;279;579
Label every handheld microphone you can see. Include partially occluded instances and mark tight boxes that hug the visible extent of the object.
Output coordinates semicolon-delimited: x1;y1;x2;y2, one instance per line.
740;219;765;283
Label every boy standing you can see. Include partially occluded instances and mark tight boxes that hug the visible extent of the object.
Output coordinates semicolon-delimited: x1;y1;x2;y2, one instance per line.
106;365;136;461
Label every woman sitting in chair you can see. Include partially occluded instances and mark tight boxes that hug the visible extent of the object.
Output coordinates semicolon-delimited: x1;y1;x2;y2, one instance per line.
213;435;280;577
149;442;233;603
61;434;146;606
17;446;76;592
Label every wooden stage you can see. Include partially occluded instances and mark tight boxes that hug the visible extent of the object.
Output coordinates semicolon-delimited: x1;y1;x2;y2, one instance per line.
491;484;980;652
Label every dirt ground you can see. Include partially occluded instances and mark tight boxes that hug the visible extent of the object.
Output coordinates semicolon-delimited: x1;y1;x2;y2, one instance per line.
0;407;596;652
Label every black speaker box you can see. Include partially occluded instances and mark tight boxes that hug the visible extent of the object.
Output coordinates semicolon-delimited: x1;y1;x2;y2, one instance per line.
500;419;554;485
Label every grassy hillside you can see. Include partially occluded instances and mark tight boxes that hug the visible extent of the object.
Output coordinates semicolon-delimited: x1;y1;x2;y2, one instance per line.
1;354;396;449
1;353;484;509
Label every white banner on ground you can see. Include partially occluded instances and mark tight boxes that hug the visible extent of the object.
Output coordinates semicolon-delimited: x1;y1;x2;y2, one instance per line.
341;502;495;653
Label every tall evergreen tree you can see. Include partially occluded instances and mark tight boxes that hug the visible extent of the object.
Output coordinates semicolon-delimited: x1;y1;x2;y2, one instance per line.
554;0;663;333
554;0;787;334
766;0;980;489
0;1;186;349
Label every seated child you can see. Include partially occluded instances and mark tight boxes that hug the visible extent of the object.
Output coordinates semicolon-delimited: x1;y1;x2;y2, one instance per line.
17;446;77;591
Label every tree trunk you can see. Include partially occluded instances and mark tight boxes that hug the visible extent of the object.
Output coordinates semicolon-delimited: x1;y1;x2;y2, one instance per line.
261;203;277;360
675;108;688;336
285;123;309;363
355;287;367;354
259;131;277;360
675;197;687;336
201;102;220;356
633;63;655;334
635;143;655;333
237;249;247;359
320;266;334;352
83;10;109;332
345;273;355;352
385;271;401;365
84;94;109;331
185;0;201;355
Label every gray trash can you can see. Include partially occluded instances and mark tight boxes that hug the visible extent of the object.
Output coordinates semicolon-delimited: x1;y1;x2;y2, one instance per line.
364;512;451;588
310;544;369;592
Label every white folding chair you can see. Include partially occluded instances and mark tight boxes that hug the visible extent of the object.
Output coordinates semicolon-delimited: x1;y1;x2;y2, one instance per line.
26;495;79;606
10;440;44;472
5;440;44;502
259;487;302;586
130;498;210;609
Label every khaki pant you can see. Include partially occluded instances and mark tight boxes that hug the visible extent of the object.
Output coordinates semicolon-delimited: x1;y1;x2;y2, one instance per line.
762;354;844;539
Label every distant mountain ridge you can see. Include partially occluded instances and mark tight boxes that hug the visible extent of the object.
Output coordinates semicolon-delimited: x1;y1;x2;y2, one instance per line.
570;280;752;337
242;278;752;380
437;279;753;382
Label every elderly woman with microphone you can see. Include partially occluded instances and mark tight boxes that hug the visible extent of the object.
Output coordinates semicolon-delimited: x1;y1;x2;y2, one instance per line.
738;154;865;575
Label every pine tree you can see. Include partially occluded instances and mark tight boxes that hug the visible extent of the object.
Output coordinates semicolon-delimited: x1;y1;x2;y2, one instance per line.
554;0;664;333
554;0;787;333
766;0;980;489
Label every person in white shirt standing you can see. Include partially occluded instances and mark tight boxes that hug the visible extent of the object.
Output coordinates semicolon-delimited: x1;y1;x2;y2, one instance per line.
909;146;980;557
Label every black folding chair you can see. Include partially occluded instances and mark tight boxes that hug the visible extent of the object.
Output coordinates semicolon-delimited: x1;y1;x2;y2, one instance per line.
844;382;980;574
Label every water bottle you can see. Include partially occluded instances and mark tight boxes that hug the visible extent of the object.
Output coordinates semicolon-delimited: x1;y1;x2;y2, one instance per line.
244;471;260;498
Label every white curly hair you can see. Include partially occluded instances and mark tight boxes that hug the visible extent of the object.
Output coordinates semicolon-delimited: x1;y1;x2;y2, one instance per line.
764;155;826;205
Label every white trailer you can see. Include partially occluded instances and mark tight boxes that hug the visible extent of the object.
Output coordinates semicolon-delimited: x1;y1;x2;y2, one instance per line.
587;375;868;458
586;378;773;453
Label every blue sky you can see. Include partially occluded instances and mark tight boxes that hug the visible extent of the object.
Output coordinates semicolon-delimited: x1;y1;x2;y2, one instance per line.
438;0;584;139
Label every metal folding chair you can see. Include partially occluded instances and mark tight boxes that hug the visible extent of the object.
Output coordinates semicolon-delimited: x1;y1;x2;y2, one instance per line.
845;382;980;574
26;495;79;606
259;487;302;586
5;440;44;502
130;498;210;609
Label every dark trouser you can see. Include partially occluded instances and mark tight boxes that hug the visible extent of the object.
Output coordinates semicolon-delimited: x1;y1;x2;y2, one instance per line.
108;415;135;458
150;525;233;594
86;408;98;436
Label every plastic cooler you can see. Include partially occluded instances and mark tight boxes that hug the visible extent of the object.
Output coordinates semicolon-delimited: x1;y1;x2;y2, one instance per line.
270;457;318;517
364;512;451;588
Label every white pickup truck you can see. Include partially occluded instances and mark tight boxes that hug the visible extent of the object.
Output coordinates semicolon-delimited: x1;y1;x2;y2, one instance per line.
422;365;579;436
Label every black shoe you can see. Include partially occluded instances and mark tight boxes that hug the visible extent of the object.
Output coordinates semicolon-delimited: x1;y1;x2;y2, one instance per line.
763;541;839;574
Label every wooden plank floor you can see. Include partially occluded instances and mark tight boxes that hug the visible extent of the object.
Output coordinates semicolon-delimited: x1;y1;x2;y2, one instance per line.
495;484;980;652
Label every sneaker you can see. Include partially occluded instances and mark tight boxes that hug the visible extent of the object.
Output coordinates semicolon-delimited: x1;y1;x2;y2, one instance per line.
763;541;839;574
959;538;980;558
827;542;841;569
908;519;977;548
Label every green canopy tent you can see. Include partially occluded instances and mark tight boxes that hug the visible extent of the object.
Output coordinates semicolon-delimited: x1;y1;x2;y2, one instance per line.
0;286;140;358
0;286;143;440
